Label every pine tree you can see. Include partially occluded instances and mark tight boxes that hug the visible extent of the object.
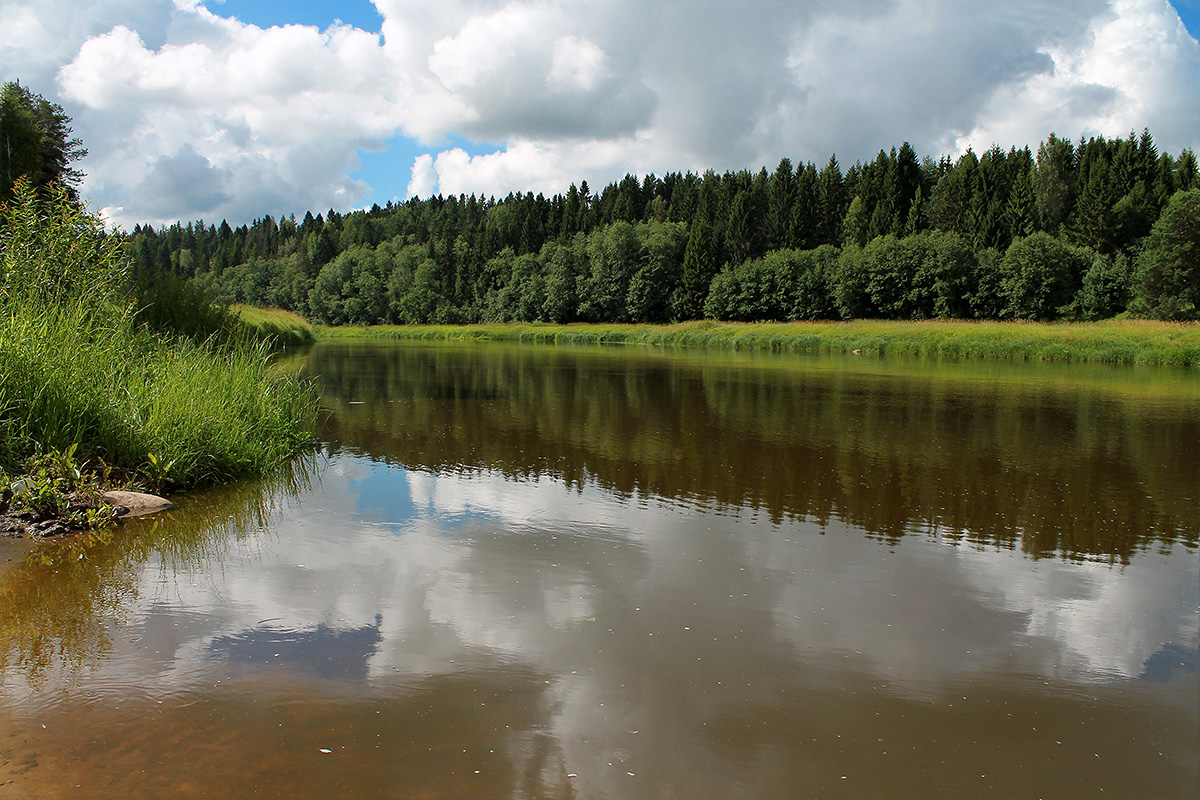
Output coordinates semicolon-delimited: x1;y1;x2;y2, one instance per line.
1177;149;1198;191
1033;133;1077;233
766;158;796;250
816;156;845;246
680;184;719;318
904;187;925;237
1005;170;1036;239
1;81;87;202
843;195;869;247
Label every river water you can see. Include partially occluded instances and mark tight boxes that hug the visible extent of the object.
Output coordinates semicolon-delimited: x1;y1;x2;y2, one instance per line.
1;341;1197;799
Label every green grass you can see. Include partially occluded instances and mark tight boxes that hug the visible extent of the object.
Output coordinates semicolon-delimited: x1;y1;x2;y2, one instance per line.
316;319;1200;366
0;301;316;488
232;305;316;348
0;179;317;489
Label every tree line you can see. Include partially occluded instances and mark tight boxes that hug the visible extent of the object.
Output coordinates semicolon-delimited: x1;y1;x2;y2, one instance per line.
78;125;1200;323
128;128;1199;323
2;80;1195;322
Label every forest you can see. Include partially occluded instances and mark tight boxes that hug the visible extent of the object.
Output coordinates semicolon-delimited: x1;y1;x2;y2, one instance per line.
118;130;1200;324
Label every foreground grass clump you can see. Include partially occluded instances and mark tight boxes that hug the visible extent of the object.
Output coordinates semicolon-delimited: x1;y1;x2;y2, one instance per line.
318;319;1200;366
233;305;316;347
0;179;316;491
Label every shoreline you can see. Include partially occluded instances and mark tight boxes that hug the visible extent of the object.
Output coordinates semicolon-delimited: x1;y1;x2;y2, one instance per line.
315;319;1200;367
0;489;173;543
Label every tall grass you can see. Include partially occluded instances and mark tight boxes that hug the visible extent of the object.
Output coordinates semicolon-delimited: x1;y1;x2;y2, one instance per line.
232;304;316;347
319;319;1200;366
0;179;316;487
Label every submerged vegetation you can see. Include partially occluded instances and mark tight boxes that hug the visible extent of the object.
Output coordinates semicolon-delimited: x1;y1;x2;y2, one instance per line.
0;178;316;504
318;319;1200;366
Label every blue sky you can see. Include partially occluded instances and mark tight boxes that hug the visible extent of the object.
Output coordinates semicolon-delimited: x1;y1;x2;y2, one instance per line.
3;0;1198;228
1173;0;1200;34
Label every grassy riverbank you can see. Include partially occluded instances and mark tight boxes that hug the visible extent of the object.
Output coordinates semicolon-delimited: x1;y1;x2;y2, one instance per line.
233;305;317;347
0;181;316;496
317;319;1200;366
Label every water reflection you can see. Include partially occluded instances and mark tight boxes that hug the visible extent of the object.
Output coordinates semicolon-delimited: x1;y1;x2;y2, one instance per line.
0;342;1195;799
210;615;383;681
310;341;1199;561
0;455;319;683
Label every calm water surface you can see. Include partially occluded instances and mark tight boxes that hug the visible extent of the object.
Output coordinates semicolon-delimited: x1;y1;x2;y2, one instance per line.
1;341;1197;799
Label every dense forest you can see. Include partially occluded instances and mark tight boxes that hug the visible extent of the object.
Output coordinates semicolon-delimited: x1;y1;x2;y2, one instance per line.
118;130;1200;323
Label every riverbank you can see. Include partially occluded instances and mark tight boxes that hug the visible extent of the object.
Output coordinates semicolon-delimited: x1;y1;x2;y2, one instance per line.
0;180;317;525
233;305;317;347
316;319;1200;366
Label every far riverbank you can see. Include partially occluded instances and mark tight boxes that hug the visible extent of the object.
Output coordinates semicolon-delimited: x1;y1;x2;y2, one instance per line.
315;319;1200;366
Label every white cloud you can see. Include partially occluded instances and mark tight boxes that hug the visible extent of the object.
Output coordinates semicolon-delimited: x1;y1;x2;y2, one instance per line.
405;152;437;198
954;0;1200;153
1;0;1197;224
549;35;610;91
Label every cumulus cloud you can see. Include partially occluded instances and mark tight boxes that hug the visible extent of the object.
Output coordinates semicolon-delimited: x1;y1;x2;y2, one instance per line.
0;0;1197;225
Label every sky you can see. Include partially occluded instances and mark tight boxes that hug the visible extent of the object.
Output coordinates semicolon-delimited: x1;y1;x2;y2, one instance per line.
1;0;1198;229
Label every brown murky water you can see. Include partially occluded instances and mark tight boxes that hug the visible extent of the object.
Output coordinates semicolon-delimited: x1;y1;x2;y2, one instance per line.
2;341;1197;799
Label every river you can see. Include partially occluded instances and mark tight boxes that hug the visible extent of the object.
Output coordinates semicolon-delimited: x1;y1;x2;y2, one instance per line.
1;340;1196;799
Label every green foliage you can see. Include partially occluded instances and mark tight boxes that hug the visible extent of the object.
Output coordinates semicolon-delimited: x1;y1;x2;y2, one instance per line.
1075;253;1133;320
1;81;87;202
130;272;241;345
705;247;839;322
0;179;316;488
0;445;118;528
0;177;125;310
999;232;1094;320
828;245;871;320
122;127;1193;328
1131;189;1200;320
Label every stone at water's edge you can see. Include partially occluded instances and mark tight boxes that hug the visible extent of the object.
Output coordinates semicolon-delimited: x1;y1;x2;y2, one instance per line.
101;491;174;517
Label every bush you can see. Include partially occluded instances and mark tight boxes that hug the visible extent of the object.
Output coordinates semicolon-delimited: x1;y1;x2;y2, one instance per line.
0;178;124;312
999;232;1093;320
1074;253;1133;320
704;248;837;322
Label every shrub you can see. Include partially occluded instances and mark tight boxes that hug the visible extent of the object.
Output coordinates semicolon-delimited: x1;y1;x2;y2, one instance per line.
999;232;1093;320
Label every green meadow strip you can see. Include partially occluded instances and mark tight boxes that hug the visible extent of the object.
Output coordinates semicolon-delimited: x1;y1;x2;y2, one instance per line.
316;320;1200;366
232;305;317;348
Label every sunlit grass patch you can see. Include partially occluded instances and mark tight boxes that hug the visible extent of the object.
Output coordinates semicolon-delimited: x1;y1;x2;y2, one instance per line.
233;305;317;348
317;319;1199;366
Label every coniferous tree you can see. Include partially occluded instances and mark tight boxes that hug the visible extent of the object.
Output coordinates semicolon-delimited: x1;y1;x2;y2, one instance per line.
790;162;819;249
1033;133;1077;233
1005;170;1037;239
893;142;922;235
1;81;87;202
815;156;846;246
766;158;796;250
842;195;869;247
1176;149;1198;191
679;183;719;318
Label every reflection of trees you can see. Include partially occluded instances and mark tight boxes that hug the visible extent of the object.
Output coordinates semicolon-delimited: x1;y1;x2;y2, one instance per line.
0;456;319;683
310;342;1198;562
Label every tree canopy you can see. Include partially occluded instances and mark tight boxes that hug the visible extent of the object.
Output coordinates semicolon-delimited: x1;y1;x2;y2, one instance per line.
0;81;87;203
